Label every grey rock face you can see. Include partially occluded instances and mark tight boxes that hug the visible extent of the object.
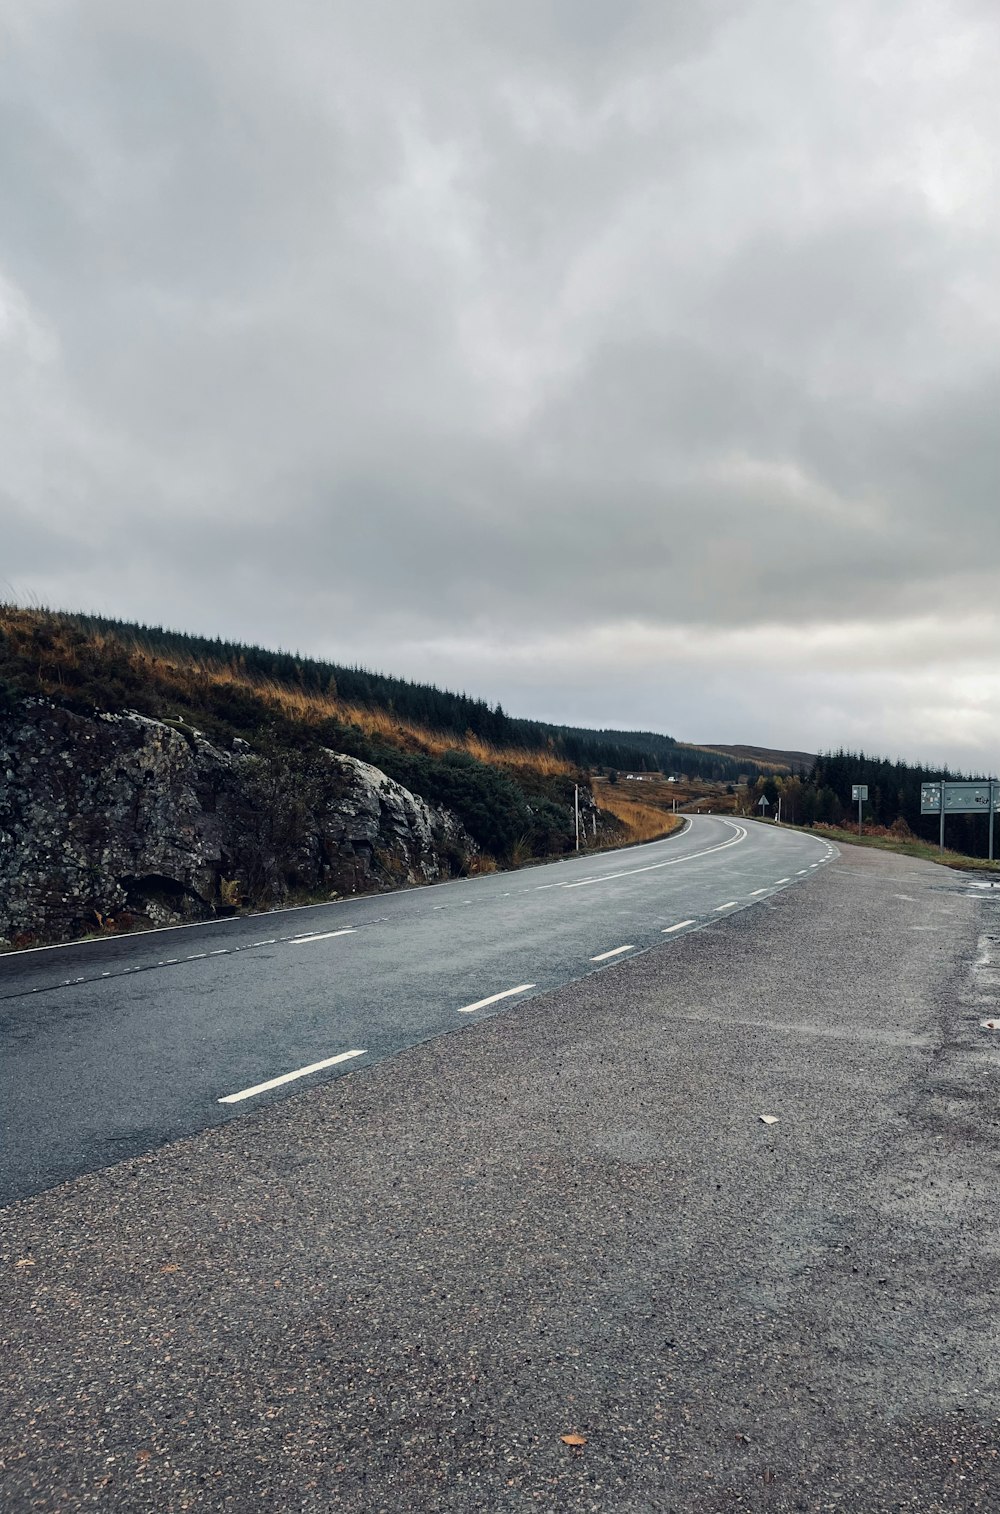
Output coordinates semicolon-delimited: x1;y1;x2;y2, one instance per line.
0;700;477;948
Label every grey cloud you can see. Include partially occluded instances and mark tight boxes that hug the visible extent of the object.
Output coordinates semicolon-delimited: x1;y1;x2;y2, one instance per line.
1;0;999;764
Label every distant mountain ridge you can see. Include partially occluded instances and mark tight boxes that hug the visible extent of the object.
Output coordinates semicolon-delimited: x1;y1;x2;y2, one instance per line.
695;742;817;774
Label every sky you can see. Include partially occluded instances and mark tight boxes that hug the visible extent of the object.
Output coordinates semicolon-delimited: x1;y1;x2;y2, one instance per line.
2;1;999;770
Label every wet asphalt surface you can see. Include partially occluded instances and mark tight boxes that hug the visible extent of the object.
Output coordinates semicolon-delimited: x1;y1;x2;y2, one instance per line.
0;818;834;1206
2;842;1000;1512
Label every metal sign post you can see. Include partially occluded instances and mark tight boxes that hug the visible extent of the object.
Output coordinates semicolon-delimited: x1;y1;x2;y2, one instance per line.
851;784;868;837
757;795;770;818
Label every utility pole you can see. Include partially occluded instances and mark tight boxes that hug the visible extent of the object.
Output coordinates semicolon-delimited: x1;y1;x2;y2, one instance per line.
940;772;946;851
574;784;580;852
991;779;996;863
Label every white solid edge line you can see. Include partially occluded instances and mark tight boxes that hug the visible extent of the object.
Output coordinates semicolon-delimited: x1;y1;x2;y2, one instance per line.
457;983;536;1014
290;929;356;944
662;920;695;933
218;1048;367;1104
591;944;636;961
714;901;738;911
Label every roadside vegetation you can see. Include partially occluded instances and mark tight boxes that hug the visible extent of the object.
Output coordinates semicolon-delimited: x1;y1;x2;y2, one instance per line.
734;750;997;865
0;605;718;866
591;773;687;843
773;822;1000;875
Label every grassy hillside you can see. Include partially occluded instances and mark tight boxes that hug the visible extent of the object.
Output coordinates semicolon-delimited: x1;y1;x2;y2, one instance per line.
696;742;817;774
0;605;701;860
0;606;765;783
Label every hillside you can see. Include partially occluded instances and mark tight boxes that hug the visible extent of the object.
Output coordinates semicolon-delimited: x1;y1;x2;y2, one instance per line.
0;608;766;784
1;606;700;946
696;742;817;774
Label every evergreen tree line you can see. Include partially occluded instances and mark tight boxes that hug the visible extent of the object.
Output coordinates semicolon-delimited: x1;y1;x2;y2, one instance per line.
52;612;762;782
739;748;997;859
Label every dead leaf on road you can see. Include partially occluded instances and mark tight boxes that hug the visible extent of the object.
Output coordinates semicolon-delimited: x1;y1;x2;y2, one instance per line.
15;1258;35;1268
561;1434;587;1447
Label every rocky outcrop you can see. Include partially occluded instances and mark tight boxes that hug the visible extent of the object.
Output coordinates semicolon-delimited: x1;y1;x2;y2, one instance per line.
0;700;477;948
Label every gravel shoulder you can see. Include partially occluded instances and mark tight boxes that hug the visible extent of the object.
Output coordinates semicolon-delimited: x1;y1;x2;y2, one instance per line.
3;844;1000;1513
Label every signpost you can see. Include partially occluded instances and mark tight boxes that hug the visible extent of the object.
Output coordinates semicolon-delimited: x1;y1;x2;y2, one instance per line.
920;779;999;859
851;784;868;837
757;795;770;817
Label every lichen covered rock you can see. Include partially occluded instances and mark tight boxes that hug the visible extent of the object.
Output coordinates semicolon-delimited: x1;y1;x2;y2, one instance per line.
0;699;476;948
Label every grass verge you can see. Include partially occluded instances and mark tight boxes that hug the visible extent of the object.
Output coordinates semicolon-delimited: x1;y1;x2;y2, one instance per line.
769;821;1000;875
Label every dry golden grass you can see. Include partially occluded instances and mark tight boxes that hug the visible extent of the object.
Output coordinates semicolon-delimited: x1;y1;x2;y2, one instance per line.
183;662;575;776
591;769;740;843
595;783;685;844
0;609;576;780
603;796;684;843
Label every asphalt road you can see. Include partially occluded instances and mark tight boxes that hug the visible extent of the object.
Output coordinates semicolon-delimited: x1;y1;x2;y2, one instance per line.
0;816;834;1206
2;839;999;1511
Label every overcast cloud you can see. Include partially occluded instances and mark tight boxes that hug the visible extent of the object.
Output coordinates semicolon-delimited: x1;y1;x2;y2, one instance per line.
2;0;999;768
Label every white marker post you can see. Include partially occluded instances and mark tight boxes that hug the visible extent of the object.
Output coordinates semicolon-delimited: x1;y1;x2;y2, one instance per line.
574;783;580;852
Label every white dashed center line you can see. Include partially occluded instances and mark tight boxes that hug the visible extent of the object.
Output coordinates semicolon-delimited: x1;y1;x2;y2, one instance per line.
456;983;536;1014
662;920;695;934
774;878;790;885
591;944;635;961
218;1049;367;1104
750;888;769;896
714;901;738;911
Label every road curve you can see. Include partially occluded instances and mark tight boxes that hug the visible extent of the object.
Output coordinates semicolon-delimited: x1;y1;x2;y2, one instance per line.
0;816;835;1205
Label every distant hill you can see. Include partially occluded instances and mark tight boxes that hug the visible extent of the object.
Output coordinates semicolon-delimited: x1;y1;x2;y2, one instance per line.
0;606;792;895
694;742;817;774
0;607;781;785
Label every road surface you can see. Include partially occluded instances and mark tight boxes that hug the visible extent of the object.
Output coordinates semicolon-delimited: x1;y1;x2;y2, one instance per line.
1;816;834;1205
2;839;999;1510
